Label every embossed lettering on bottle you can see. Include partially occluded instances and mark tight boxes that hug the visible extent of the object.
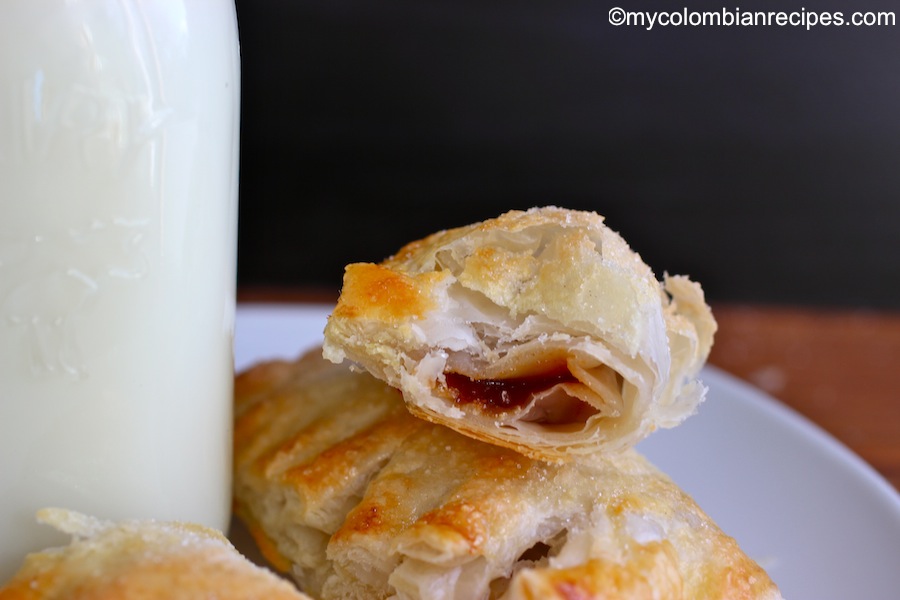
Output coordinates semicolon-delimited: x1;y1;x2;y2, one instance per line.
0;0;239;581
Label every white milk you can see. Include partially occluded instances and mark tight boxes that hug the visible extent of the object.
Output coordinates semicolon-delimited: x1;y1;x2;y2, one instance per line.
0;0;240;580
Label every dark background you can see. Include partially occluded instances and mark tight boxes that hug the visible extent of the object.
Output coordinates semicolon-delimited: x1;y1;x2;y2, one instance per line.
232;0;900;310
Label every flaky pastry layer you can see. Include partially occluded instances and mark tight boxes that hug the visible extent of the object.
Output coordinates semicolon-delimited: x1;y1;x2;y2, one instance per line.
0;508;309;600
323;206;717;460
233;350;781;600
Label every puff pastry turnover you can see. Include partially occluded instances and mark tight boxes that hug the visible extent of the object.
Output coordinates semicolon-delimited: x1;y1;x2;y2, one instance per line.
0;508;310;600
233;350;782;600
323;206;717;460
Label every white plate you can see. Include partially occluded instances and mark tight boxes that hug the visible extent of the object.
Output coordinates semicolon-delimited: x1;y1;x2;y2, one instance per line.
235;304;900;600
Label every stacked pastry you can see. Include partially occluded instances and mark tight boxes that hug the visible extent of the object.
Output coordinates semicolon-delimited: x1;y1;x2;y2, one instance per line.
233;207;784;599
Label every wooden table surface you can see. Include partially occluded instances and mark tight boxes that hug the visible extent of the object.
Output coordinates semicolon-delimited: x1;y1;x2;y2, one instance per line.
238;288;900;493
708;303;900;493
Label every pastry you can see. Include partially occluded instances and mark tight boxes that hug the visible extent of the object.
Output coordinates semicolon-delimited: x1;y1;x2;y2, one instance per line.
323;207;717;460
233;350;782;600
0;508;310;600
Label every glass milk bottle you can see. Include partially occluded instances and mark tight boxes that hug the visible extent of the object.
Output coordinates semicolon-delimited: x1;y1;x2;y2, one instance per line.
0;0;240;580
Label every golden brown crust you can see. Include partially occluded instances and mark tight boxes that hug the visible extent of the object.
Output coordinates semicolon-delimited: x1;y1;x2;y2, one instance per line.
329;263;440;324
0;509;310;600
233;350;781;600
509;542;684;600
323;206;717;461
